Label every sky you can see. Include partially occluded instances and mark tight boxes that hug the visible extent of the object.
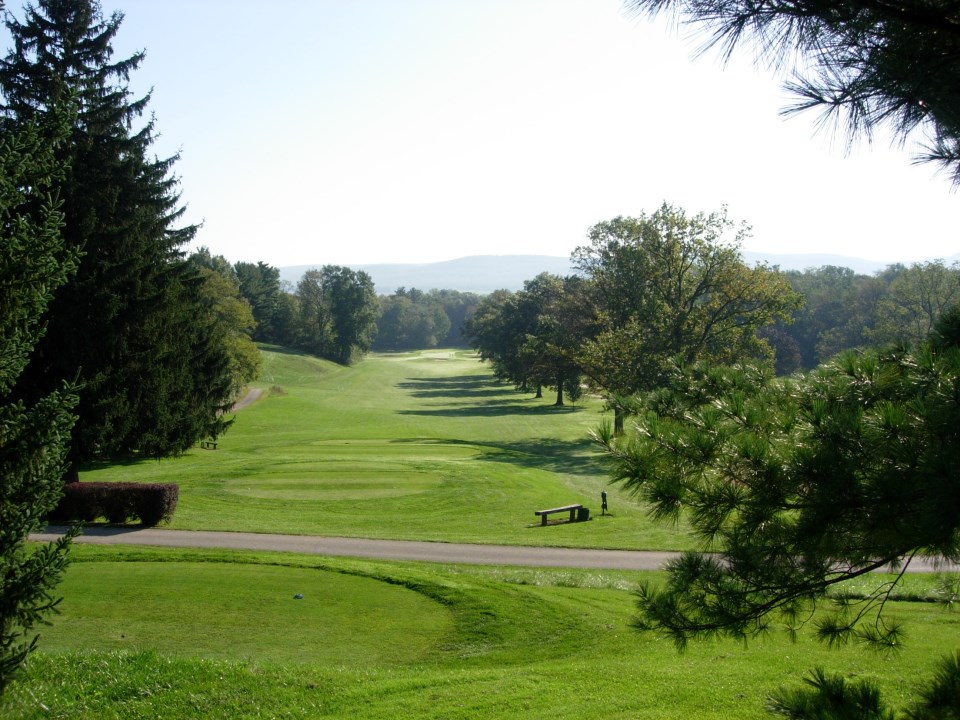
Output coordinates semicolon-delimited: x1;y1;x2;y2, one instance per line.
3;0;958;268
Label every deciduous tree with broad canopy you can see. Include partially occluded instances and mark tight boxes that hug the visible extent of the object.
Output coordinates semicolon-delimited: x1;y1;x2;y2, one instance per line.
187;249;262;399
296;266;378;365
573;202;800;431
464;274;596;405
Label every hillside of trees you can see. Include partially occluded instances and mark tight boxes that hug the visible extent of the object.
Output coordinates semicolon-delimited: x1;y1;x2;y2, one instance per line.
203;245;960;378
202;253;482;362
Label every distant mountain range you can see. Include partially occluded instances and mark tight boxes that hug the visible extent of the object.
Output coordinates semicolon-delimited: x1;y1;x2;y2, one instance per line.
279;255;575;295
279;252;960;296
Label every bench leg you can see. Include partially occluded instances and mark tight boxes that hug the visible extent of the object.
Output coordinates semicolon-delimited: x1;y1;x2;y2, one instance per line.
541;514;548;526
569;508;577;522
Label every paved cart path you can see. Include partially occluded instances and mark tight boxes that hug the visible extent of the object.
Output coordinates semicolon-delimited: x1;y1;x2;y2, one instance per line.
32;526;678;570
230;387;263;411
30;526;959;573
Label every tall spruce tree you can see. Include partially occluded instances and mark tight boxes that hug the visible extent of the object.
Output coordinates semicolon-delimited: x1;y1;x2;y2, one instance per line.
235;261;284;344
0;0;233;479
0;111;79;692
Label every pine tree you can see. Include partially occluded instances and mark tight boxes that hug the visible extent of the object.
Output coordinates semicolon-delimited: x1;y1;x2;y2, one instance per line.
624;1;960;184
0;0;233;478
235;261;284;344
0;112;79;693
599;344;960;648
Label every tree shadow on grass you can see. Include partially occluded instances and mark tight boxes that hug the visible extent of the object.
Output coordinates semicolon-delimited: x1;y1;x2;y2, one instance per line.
397;401;585;418
257;343;314;358
397;375;511;399
391;436;606;477
81;456;155;474
399;386;508;400
80;439;225;475
397;374;590;416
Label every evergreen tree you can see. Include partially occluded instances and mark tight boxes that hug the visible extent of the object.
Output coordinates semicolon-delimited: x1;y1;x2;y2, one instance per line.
0;113;79;692
235;261;284;343
0;0;233;478
612;4;960;715
597;342;960;717
599;347;960;648
624;0;960;183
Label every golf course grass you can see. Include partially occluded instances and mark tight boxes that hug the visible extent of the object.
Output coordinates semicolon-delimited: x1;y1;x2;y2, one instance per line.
5;347;958;719
78;346;689;549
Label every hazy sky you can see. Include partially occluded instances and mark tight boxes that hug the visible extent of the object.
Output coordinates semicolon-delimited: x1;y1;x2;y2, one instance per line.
4;0;958;267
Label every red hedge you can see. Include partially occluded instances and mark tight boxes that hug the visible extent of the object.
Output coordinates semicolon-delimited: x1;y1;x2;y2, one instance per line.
49;482;179;526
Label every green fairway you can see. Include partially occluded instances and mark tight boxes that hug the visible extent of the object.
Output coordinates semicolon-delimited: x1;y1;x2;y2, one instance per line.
4;545;958;719
11;346;957;719
80;347;690;550
38;559;452;666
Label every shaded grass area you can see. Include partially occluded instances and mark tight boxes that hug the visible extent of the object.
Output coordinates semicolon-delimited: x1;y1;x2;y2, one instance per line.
4;545;959;719
80;347;690;550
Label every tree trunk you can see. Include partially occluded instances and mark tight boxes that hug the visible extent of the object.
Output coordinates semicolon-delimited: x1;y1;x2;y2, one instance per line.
614;405;624;435
535;384;543;399
555;375;564;406
63;462;80;484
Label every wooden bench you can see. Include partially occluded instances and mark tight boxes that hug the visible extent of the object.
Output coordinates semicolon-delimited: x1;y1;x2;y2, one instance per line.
199;440;218;450
535;504;583;526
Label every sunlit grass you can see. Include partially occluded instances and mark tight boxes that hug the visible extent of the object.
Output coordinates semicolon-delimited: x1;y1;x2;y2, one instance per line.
40;560;452;666
81;347;691;550
5;545;959;719
14;346;957;718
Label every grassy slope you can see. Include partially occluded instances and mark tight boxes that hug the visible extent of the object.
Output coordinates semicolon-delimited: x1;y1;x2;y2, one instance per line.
7;347;956;718
4;544;957;720
81;347;689;550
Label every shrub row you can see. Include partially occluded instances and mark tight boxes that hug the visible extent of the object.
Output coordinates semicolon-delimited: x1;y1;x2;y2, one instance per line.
49;482;179;526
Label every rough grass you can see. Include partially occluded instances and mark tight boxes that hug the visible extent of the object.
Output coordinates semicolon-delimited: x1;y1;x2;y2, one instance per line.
80;347;691;550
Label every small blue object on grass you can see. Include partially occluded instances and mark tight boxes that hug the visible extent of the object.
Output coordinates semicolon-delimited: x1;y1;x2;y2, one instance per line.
294;593;304;599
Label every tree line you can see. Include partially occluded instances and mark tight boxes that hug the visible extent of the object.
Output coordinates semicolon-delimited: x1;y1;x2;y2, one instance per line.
464;218;960;419
188;251;482;362
463;198;960;715
768;261;960;375
197;240;960;402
